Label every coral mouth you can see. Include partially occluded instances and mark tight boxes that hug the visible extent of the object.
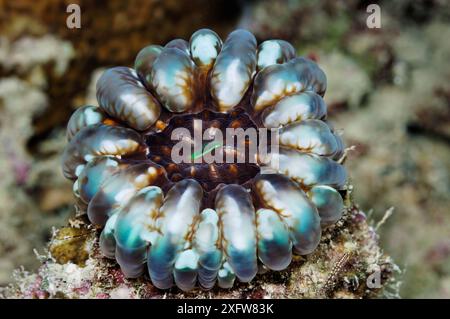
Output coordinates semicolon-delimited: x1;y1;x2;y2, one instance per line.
145;108;261;192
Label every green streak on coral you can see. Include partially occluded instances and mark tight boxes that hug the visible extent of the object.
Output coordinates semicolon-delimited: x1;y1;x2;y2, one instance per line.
191;141;223;161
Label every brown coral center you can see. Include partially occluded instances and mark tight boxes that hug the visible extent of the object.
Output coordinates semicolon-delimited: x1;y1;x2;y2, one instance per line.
145;108;261;192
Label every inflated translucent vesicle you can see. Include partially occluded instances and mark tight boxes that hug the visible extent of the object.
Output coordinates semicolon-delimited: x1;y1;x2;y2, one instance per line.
261;91;327;128
114;186;164;278
261;147;347;189
193;208;222;290
99;213;119;259
189;29;222;69
256;208;292;270
165;39;190;56
253;173;321;255
87;163;164;227
217;261;236;289
173;249;200;292
291;57;327;96
61;124;144;180
215;184;258;282
210;29;257;112
279;119;340;157
77;156;125;204
252;57;327;112
134;44;164;90
308;185;344;227
332;132;345;161
96;67;161;131
151;47;196;113
66;105;108;141
147;179;203;289
256;39;296;70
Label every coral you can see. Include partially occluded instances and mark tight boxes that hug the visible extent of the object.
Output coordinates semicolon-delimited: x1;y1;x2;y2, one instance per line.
60;29;351;291
1;0;448;299
0;197;400;299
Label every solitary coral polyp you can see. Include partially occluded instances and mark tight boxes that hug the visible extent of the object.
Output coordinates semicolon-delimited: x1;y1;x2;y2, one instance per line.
61;28;347;291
